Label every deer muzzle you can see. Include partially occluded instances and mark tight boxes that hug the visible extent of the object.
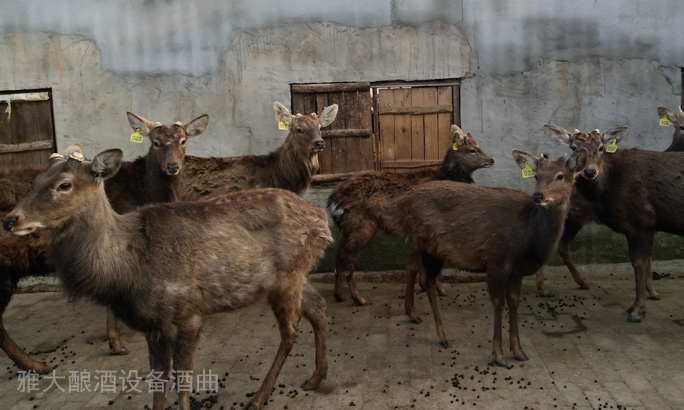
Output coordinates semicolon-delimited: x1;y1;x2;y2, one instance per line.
2;216;17;232
313;140;325;152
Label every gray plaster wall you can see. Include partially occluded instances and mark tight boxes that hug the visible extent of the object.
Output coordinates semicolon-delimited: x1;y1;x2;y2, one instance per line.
0;0;682;195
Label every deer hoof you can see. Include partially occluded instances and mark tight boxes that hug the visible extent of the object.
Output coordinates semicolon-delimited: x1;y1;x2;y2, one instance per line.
626;305;635;314
579;283;590;290
490;358;508;368
352;297;368;307
111;347;129;356
626;313;642;323
440;340;450;349
301;380;318;391
34;363;52;375
514;353;529;361
409;316;423;324
244;401;262;410
648;295;661;301
334;293;346;303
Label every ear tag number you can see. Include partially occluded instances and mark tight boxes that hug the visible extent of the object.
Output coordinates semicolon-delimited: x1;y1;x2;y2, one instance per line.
660;115;671;127
278;119;289;130
605;139;617;153
453;142;459;151
521;162;536;178
130;128;144;143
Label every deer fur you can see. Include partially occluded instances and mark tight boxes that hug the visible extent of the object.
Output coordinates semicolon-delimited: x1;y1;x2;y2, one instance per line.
543;124;684;322
181;102;338;200
3;144;333;410
398;149;587;366
327;125;494;305
0;112;208;373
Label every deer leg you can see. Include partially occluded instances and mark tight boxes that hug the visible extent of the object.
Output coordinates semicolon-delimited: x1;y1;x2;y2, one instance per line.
487;272;507;367
300;283;328;391
625;233;654;322
419;251;448;347
404;249;423;323
335;225;377;306
106;308;128;355
506;275;528;361
171;318;202;410
247;281;303;410
418;268;447;296
0;275;51;373
558;220;589;290
145;333;172;410
534;268;550;297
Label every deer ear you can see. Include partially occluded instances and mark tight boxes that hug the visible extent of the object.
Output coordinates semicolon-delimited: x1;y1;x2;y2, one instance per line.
512;149;538;170
658;106;675;124
274;102;293;126
567;147;588;173
127;111;156;136
91;149;123;181
451;125;466;146
318;104;339;128
543;124;573;145
184;114;209;138
601;126;628;145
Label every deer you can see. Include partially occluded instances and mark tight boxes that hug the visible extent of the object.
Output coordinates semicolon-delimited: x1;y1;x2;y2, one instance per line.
327;125;494;305
398;148;588;366
542;124;684;322
0;111;208;373
3;144;333;410
181;102;338;200
657;106;684;152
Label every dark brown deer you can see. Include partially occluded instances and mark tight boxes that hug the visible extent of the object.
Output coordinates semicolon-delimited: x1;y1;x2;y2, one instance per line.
535;112;684;296
328;125;494;305
181;102;338;200
0;111;208;373
399;149;587;366
657;106;684;152
542;124;684;322
3;144;332;410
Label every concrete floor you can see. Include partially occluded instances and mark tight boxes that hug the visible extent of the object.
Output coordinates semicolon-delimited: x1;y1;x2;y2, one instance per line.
2;261;684;410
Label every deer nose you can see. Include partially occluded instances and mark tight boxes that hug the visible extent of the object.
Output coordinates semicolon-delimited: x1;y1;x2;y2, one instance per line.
167;163;179;175
532;193;544;204
314;140;325;151
2;216;17;232
583;169;597;179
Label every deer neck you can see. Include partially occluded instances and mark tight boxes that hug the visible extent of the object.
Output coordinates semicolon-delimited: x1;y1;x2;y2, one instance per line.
50;184;139;304
525;197;571;266
270;140;314;194
144;157;180;203
438;162;475;184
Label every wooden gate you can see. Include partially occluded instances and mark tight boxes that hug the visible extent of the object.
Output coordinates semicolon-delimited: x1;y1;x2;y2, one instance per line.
376;85;457;172
0;90;56;168
292;83;374;175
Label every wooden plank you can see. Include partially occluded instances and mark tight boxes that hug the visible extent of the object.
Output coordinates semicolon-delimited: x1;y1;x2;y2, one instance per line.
436;86;453;159
321;129;371;138
393;88;412;172
378;88;395;170
357;89;374;171
0;91;49;103
423;87;440;162
378;104;452;115
11;101;52;167
452;84;461;127
342;91;362;173
326;91;348;174
410;88;425;162
292;82;370;93
381;160;443;168
0;139;54;153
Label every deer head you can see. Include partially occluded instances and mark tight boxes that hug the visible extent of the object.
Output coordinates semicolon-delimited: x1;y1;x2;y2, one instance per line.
444;124;495;172
127;111;208;175
274;102;338;155
3;144;123;236
513;148;588;207
543;124;628;180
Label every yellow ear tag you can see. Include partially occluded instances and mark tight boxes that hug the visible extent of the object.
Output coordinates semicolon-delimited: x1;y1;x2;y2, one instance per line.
130;128;144;143
278;119;289;130
453;142;459;151
660;115;671;127
521;162;536;178
605;139;617;153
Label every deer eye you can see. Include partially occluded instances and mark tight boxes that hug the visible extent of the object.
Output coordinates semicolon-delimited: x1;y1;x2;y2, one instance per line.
556;173;564;181
296;128;304;134
58;182;72;191
469;148;477;153
598;146;604;152
154;140;161;148
180;139;187;146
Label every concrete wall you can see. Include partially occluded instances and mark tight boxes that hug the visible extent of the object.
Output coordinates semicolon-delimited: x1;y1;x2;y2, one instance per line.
1;1;683;268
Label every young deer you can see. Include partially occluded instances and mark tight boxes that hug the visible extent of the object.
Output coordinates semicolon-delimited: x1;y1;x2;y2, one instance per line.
399;149;587;366
328;125;494;305
0;112;208;373
543;124;684;321
3;144;333;410
181;102;338;199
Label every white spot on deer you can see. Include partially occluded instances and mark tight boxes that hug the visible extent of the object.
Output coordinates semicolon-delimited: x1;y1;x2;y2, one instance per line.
166;282;190;297
327;201;344;218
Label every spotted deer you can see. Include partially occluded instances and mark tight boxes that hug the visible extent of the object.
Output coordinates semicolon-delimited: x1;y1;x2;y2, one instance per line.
399;149;587;366
328;125;493;305
3;144;332;410
0;111;208;373
181;102;338;199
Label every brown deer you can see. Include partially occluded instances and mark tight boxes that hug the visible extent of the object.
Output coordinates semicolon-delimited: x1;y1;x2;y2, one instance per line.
328;125;494;305
535;109;684;296
399;149;588;366
0;111;208;373
181;102;338;200
3;144;333;410
542;124;684;322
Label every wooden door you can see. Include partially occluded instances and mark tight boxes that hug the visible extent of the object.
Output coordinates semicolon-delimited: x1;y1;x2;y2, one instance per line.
377;85;457;173
292;83;374;175
0;90;56;168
